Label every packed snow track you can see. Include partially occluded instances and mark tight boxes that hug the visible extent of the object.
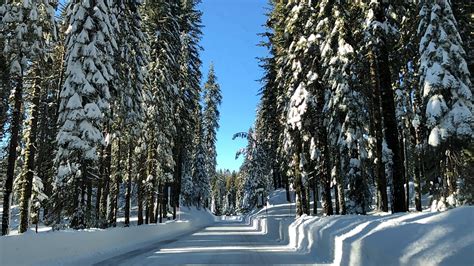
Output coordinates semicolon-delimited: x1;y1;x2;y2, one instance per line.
94;217;316;265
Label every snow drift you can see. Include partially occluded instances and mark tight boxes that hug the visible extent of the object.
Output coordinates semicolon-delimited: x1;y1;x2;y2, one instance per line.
253;189;474;266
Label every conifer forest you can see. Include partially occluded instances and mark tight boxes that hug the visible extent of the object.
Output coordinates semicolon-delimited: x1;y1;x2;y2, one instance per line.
0;0;473;265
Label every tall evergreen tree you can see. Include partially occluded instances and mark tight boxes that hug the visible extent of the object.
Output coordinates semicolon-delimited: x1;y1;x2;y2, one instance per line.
1;0;58;235
202;64;222;188
173;0;203;216
418;0;473;210
17;0;57;234
114;0;147;228
54;0;117;229
363;1;406;213
192;115;210;207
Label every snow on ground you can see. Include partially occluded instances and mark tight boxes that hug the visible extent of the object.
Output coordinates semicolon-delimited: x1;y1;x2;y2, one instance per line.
1;190;472;265
251;189;474;266
0;207;217;266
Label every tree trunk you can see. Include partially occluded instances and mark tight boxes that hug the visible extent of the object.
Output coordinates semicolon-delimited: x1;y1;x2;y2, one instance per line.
2;71;23;236
312;178;318;215
18;72;41;233
172;142;184;220
86;179;92;227
124;141;133;227
108;138;121;227
159;181;164;223
402;135;410;210
337;182;346;215
293;131;308;216
318;121;333;216
163;183;169;219
333;152;346;215
172;182;177;220
154;185;160;223
285;172;290;202
146;139;156;223
368;50;389;212
374;5;406;212
137;164;144;225
96;147;104;224
414;157;422;211
99;139;111;228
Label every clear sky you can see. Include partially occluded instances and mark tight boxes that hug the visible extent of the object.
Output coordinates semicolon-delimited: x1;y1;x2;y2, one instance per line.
198;0;269;172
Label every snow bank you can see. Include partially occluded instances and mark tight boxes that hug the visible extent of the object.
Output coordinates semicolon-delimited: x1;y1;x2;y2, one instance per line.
252;189;474;265
0;207;216;266
304;206;474;265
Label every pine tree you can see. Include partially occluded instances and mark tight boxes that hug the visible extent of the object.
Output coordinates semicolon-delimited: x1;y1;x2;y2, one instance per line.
202;64;222;189
451;0;473;84
17;0;57;234
142;0;181;223
331;4;369;214
418;0;473;210
54;0;117;229
1;0;58;235
173;0;203;216
269;0;293;202
192;116;210;207
1;1;24;234
391;2;423;211
114;0;148;228
363;1;407;213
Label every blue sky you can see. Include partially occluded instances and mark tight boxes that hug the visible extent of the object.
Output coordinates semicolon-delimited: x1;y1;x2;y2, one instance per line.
199;0;269;171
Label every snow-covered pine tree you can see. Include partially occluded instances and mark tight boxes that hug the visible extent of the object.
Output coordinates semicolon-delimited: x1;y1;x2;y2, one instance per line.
112;0;148;228
211;170;226;215
318;2;370;214
31;175;48;226
172;0;203;217
192;115;210;207
233;127;271;213
35;2;70;224
363;1;407;213
17;0;57;234
418;0;473;210
235;128;258;212
180;170;194;207
1;0;26;235
269;0;293;201
451;0;473;84
392;2;422;211
202;64;222;189
224;171;238;214
315;0;346;216
257;37;282;190
1;0;57;235
142;0;181;223
304;0;335;216
282;0;313;217
55;0;117;229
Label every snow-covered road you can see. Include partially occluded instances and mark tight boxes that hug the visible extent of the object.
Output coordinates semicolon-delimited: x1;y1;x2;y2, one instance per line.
94;218;318;265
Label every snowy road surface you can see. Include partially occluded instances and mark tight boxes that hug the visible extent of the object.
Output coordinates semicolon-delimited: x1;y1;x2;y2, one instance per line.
94;217;318;265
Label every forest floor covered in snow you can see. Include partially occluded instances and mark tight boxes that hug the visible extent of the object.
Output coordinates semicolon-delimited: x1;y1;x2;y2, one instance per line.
1;190;473;265
0;207;217;265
